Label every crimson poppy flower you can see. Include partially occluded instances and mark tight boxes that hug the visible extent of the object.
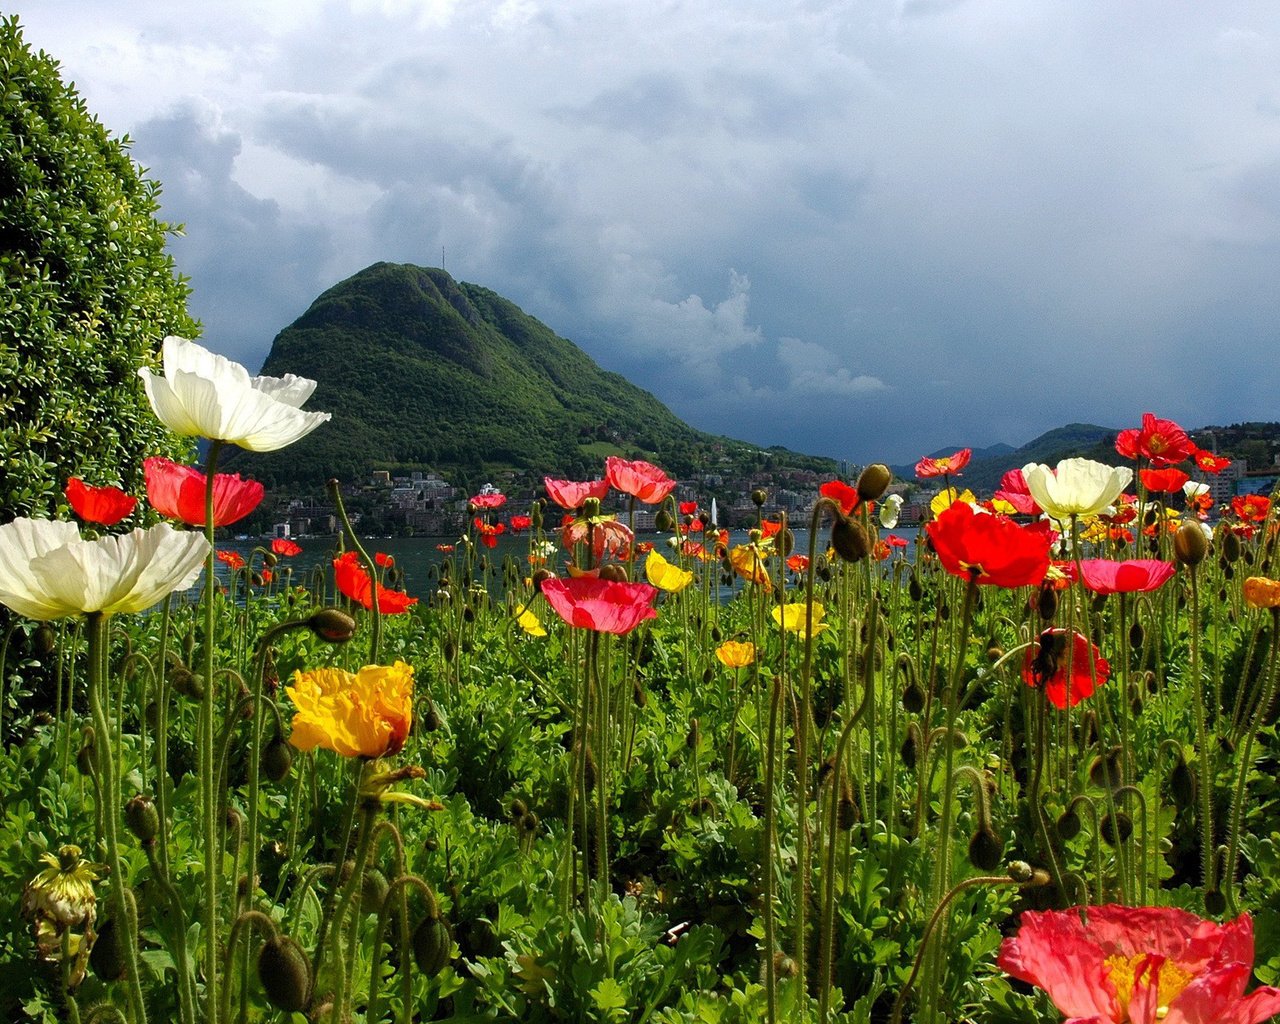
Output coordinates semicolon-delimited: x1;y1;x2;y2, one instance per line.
1140;467;1190;493
509;514;533;533
1114;412;1195;466
1233;494;1271;523
885;534;908;548
544;477;610;510
374;552;395;568
216;549;245;570
539;576;659;634
604;456;677;504
786;553;810;574
915;448;971;479
271;538;302;557
1191;447;1232;474
679;501;699;516
998;904;1280;1024
926;502;1052;588
333;551;418;613
686;518;704;533
65;478;137;526
1023;628;1109;708
144;457;264;528
473;518;506;548
760;518;784;539
819;480;859;514
1078;558;1175;596
469;491;506;510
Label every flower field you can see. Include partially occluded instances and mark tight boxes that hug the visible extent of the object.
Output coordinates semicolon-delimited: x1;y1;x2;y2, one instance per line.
4;343;1280;1023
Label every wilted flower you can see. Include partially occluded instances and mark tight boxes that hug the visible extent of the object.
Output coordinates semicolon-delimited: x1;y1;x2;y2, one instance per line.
0;519;208;621
23;844;104;981
286;661;414;758
138;335;330;451
65;479;136;526
728;544;772;590
998;904;1280;1024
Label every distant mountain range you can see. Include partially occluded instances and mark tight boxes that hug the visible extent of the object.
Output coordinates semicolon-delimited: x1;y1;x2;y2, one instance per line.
229;263;835;489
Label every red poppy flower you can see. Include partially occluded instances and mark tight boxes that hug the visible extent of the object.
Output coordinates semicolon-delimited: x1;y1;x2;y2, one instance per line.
998;904;1280;1024
686;518;704;533
473;518;506;549
1100;501;1138;526
271;538;302;557
65;478;137;526
682;540;708;560
374;552;395;568
926;502;1052;588
786;554;810;574
1114;412;1195;466
760;518;784;539
915;448;972;479
435;543;455;552
1139;467;1190;493
634;541;655;555
544;477;610;510
819;480;859;514
1023;629;1109;708
539;576;659;634
561;517;633;562
885;534;908;548
216;550;245;570
1078;558;1175;596
333;551;418;613
604;456;677;504
144;457;264;528
509;514;533;533
1191;447;1232;474
1110;527;1135;544
257;569;273;584
679;501;699;516
469;491;506;510
992;468;1041;516
1233;494;1271;523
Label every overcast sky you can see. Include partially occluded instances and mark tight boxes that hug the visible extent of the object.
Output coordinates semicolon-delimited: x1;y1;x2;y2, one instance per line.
16;2;1280;463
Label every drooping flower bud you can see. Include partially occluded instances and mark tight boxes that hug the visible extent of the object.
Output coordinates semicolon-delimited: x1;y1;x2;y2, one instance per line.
124;795;160;844
308;608;357;643
257;934;313;1013
413;913;453;977
1099;811;1133;846
90;916;128;982
261;736;294;783
830;515;870;564
968;826;1003;871
1173;520;1208;567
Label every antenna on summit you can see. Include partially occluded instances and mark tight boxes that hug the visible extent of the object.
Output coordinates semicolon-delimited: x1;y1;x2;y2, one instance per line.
441;246;446;272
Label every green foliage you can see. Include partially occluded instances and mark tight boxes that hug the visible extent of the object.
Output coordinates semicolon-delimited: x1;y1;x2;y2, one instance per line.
0;16;196;523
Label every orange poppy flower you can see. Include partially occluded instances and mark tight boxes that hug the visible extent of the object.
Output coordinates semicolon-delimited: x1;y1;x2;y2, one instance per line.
272;538;302;557
544;477;609;510
1243;577;1280;609
1139;467;1190;493
216;550;245;570
333;551;418;613
1191;447;1231;474
604;456;677;504
1233;494;1271;523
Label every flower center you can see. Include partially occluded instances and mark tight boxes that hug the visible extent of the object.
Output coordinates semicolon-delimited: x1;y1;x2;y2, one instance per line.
1103;953;1194;1020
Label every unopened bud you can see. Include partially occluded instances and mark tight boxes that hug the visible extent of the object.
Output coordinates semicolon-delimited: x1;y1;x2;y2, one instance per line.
124;794;160;843
751;489;768;507
830;515;871;564
968;826;1003;871
308;608;357;643
258;934;313;1012
90;917;128;982
261;736;294;783
855;464;892;503
413;914;453;977
1173;521;1208;567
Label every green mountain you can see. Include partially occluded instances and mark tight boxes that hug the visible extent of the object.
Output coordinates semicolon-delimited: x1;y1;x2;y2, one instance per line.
233;262;834;488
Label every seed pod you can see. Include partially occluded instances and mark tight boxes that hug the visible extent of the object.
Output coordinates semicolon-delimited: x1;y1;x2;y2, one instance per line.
1173;521;1208;567
308;608;357;643
968;826;1003;871
261;736;293;783
856;464;892;503
124;795;160;843
90;916;128;982
413;915;453;977
830;515;871;564
257;934;313;1013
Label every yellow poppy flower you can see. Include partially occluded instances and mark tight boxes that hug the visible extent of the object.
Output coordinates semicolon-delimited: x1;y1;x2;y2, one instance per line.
715;640;756;668
1244;577;1280;610
516;605;547;636
728;544;772;590
772;602;830;639
287;661;414;759
931;487;976;518
645;549;694;593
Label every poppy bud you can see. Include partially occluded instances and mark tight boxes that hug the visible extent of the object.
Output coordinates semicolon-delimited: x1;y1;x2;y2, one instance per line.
830;515;871;564
531;568;553;594
1056;807;1082;841
257;934;313;1012
908;574;923;602
1088;747;1123;789
1170;756;1195;808
1173;521;1208;567
599;563;628;583
261;736;293;783
361;867;389;915
1100;811;1133;846
902;681;925;714
1037;583;1058;621
1224;530;1242;563
632;680;648;707
90;917;128;982
751;489;768;507
413;914;453;977
836;790;857;831
1129;620;1144;649
686;719;700;750
856;464;892;503
308;608;357;643
780;528;795;557
509;798;528;820
443;639;457;663
773;952;798;978
968;826;1003;871
124;794;160;843
1204;889;1227;916
519;811;540;836
77;728;97;777
1007;861;1035;884
33;625;56;656
422;699;443;733
900;728;918;769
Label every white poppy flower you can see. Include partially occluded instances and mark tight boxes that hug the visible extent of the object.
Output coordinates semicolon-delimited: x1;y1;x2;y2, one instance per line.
138;336;330;451
0;519;209;620
1183;480;1210;500
879;494;904;529
1021;458;1132;522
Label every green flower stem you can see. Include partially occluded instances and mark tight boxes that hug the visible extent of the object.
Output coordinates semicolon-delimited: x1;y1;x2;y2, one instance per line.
369;874;436;1023
1186;565;1217;901
218;911;279;1024
309;758;366;988
1223;607;1280;912
762;674;784;1024
86;612;148;1024
144;841;196;1024
200;439;224;1024
328;480;382;663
